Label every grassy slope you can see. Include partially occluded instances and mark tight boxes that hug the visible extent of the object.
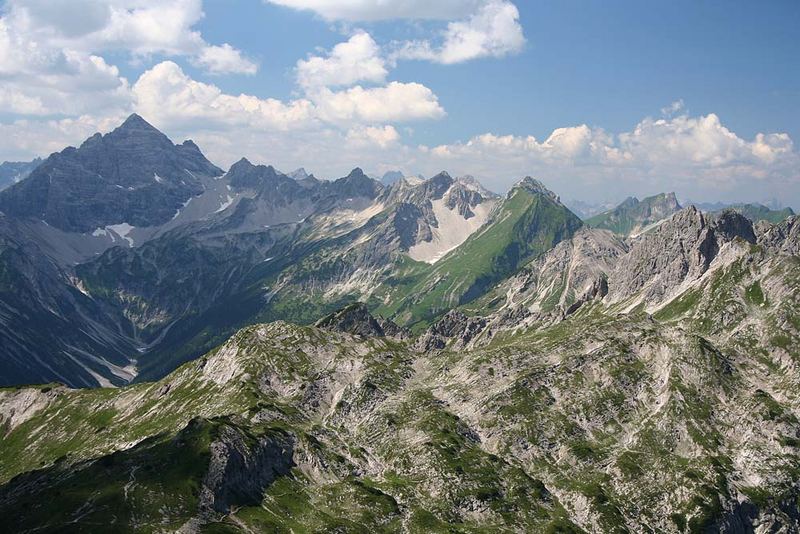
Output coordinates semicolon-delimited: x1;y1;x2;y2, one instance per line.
0;323;578;533
375;188;582;328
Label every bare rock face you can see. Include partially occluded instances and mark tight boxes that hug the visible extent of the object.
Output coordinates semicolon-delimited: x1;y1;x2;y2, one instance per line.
587;192;682;236
758;215;800;256
415;310;487;351
0;385;65;432
488;227;626;317
443;185;482;218
199;423;294;517
607;206;757;308
712;208;757;244
315;302;409;339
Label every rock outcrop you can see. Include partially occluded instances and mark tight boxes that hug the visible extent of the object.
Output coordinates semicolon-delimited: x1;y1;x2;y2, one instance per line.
607;206;756;308
316;303;409;340
199;422;294;517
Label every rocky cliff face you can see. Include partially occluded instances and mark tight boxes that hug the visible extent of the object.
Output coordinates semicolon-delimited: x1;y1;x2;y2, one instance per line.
199;423;295;517
0;114;223;233
316;302;409;340
606;207;757;310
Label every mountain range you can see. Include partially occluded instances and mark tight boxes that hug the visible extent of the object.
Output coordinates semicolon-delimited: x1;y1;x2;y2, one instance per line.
0;114;798;532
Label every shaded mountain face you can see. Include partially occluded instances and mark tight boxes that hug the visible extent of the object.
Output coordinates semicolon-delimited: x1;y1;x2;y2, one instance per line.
0;114;222;233
0;158;41;191
587;192;682;236
0;214;136;387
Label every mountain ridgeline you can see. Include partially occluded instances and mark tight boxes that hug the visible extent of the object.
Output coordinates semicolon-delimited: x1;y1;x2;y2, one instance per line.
586;192;682;236
0;114;799;532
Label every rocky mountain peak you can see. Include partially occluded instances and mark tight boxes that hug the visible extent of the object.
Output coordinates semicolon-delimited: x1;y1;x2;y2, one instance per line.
119;112;155;129
229;157;254;172
315;303;408;339
181;139;202;152
0;158;42;191
380;170;404;186
588;191;683;237
422;171;454;199
228;159;288;191
711;209;757;244
513;176;560;202
455;175;496;198
332;168;383;199
287;168;310;181
0;114;221;232
346;167;367;179
606;205;759;308
106;113;173;148
663;191;680;207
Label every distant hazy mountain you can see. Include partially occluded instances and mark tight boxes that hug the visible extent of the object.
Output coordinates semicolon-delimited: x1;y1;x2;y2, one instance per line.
380;170;404;185
692;201;795;224
563;198;617;219
586;192;681;236
0;158;41;191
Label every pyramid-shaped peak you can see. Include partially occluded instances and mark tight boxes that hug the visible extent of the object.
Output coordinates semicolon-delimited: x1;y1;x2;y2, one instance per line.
232;157;253;167
119;113;160;132
346;167;368;179
107;113;173;147
513;176;557;198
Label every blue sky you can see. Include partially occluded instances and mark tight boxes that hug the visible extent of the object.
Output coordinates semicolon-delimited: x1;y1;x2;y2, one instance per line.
0;0;798;207
192;0;800;145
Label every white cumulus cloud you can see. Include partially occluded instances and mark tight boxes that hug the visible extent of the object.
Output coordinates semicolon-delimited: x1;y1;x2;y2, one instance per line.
346;125;401;148
297;32;387;89
132;61;315;130
0;0;256;84
394;0;525;64
263;0;485;21
311;82;445;124
132;61;444;130
418;110;799;205
193;44;258;75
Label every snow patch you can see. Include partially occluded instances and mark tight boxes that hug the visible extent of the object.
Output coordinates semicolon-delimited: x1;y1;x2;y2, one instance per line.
106;223;136;247
91;223;136;246
215;194;234;213
408;196;496;263
171;197;193;220
403;176;425;186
